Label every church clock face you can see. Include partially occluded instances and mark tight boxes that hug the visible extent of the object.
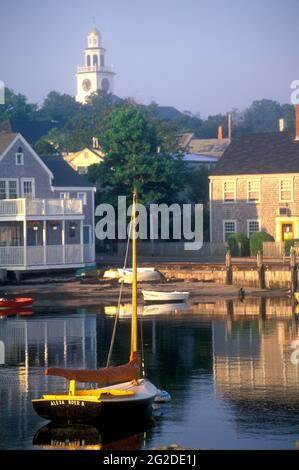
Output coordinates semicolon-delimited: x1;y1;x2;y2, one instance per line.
82;79;92;92
101;78;110;93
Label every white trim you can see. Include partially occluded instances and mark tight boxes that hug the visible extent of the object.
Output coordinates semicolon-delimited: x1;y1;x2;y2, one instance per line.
222;180;236;203
15;152;24;166
77;191;87;205
223;219;237;243
21;178;35;198
0;215;84;222
0;178;19;198
279;178;293;203
53;186;96;192
0;133;53;179
247;179;260;203
60;192;70;199
247;219;261;238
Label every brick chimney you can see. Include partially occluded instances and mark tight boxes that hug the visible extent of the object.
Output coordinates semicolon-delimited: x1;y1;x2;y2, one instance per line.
296;104;299;140
218;125;223;140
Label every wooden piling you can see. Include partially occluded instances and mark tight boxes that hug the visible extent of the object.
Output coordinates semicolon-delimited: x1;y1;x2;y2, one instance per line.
225;250;232;285
257;251;265;289
290;246;297;293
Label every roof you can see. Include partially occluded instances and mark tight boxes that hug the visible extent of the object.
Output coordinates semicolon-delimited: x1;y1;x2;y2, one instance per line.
41;156;95;187
212;131;299;176
89;27;100;36
188;138;230;158
64;147;103;163
178;133;194;150
0;132;18;154
183;153;218;163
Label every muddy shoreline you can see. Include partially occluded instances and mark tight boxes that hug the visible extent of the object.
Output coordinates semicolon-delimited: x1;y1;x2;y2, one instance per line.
1;277;288;308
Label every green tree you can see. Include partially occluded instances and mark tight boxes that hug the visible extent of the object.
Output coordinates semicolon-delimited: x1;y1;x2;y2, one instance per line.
0;88;37;122
40;91;81;125
88;105;185;206
241;99;282;133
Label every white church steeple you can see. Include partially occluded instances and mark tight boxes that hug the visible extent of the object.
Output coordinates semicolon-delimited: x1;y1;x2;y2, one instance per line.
76;27;115;103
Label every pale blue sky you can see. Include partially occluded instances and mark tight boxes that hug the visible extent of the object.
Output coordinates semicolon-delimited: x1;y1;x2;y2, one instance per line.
0;0;298;116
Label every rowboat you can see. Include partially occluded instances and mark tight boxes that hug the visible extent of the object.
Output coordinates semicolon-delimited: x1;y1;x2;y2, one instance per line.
0;297;34;309
142;290;190;303
32;191;157;423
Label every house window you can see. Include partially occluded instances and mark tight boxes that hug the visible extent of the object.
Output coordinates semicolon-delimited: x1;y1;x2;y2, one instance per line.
8;180;18;199
60;192;70;199
22;179;35;198
247;180;260;202
0;181;6;199
223;181;236;202
84;151;89;159
280;179;293;202
223;220;236;242
77;166;88;174
0;179;19;199
77;192;87;205
15;147;24;165
247;220;260;238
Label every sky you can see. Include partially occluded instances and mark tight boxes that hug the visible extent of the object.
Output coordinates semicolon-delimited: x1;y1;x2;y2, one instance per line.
0;0;298;116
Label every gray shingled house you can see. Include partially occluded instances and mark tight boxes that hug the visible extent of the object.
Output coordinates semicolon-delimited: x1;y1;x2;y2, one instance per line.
209;107;299;244
0;133;96;274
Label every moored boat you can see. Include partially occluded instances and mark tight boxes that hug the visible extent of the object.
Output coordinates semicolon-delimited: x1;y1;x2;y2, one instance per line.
142;290;190;303
119;268;161;284
32;191;157;423
0;297;34;309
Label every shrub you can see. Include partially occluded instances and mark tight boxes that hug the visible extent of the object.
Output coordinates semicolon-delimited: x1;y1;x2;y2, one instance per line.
227;232;249;257
249;231;274;256
284;239;299;256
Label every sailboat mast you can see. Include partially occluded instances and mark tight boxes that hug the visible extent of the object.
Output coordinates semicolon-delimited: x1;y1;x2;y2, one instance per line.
130;191;138;360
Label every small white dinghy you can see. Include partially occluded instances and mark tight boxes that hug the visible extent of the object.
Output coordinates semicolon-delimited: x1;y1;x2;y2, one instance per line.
142;290;190;303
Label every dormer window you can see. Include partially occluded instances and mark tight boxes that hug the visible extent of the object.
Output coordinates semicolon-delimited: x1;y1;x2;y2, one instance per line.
15;147;24;165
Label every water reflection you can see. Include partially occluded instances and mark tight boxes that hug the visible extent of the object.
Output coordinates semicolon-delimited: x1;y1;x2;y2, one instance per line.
33;418;154;450
1;296;299;449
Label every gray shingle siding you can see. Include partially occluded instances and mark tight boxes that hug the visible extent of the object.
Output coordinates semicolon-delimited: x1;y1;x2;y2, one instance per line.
0;137;53;197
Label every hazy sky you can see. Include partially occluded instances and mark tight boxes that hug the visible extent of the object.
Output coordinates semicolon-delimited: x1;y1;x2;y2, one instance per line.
0;0;298;116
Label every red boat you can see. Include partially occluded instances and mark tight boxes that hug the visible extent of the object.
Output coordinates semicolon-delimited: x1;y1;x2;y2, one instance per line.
0;308;33;318
0;297;34;309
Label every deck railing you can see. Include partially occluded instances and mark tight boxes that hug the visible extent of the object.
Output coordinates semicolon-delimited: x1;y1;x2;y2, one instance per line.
0;244;83;267
0;198;83;217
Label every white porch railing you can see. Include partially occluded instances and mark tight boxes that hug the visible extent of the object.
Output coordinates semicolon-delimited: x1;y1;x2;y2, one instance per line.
0;246;24;265
0;198;83;217
77;65;114;73
0;244;84;267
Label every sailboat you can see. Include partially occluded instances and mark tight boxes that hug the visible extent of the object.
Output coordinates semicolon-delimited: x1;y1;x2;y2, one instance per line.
32;192;157;423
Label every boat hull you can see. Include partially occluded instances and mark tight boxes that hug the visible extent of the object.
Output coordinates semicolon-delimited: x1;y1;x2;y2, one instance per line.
32;380;156;423
32;396;154;423
0;297;33;309
142;290;190;303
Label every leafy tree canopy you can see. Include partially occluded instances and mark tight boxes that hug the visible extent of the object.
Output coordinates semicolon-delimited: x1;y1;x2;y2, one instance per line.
88;105;185;206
